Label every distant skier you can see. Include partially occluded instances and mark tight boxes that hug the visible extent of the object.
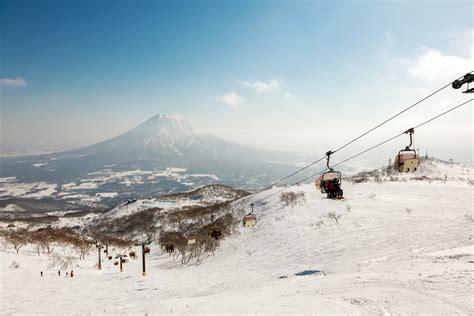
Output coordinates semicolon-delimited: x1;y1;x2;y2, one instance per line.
58;270;61;276
70;270;74;278
40;271;43;277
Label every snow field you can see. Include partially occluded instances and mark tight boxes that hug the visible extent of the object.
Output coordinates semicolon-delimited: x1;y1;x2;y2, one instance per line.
1;180;473;314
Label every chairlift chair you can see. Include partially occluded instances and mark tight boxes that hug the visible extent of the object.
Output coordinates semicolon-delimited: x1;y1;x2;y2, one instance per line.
315;171;342;193
394;128;419;173
315;151;342;195
243;203;257;227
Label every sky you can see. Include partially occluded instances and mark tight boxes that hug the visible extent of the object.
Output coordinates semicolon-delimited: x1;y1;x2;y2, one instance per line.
0;0;473;164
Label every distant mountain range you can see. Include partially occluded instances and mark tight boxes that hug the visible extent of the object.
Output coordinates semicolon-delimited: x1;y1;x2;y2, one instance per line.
0;114;310;204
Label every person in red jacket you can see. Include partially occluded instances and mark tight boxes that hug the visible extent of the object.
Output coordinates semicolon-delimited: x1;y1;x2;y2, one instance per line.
327;180;335;199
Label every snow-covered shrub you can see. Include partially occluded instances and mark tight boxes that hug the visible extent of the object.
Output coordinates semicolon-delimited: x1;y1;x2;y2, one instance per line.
9;261;19;269
351;177;368;184
328;212;341;224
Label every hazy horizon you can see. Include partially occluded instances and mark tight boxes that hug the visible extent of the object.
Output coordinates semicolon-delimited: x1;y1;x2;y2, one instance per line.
1;1;472;165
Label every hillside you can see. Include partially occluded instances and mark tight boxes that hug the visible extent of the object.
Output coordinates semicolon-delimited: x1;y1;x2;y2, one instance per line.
1;165;473;313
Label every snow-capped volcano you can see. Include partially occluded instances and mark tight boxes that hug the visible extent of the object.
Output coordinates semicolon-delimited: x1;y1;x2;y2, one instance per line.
0;114;305;196
81;114;199;161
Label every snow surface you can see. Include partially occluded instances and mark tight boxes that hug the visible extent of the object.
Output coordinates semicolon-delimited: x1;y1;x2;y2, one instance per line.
0;181;58;199
1;179;473;314
0;167;220;206
96;192;119;198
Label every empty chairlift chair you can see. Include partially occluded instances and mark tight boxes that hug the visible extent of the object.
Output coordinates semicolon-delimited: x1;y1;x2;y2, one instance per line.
243;214;257;227
243;203;257;227
394;128;419;173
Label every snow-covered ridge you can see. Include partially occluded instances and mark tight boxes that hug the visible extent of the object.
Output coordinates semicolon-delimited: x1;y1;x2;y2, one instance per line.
54;184;249;228
353;156;472;181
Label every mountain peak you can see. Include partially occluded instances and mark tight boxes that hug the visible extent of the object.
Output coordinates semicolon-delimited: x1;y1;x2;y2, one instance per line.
146;114;186;123
133;114;194;142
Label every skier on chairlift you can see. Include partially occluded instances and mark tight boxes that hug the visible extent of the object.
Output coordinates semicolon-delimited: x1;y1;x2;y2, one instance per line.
333;178;344;199
327;179;335;199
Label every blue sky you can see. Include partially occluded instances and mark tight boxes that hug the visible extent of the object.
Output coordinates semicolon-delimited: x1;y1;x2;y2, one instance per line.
0;0;472;163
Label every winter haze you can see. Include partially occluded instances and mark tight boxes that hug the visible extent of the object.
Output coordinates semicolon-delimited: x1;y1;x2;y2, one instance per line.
0;1;473;315
1;2;473;164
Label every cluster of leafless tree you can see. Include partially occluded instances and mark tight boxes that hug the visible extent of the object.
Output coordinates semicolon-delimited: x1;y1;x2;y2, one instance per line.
1;199;239;267
159;210;237;265
0;227;133;260
280;191;306;207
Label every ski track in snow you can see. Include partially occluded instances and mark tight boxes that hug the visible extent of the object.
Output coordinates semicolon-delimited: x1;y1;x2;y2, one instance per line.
1;181;473;314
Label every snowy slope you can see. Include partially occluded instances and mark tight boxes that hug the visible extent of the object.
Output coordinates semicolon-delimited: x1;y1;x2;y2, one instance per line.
1;179;473;314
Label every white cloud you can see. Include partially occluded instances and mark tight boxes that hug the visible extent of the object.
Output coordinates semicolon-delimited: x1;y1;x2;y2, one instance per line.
407;48;473;82
241;78;281;93
284;92;293;98
404;30;474;82
216;91;245;107
0;77;27;87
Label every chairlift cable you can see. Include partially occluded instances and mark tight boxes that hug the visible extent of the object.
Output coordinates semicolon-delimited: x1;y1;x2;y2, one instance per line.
242;72;472;203
251;98;472;205
331;71;472;155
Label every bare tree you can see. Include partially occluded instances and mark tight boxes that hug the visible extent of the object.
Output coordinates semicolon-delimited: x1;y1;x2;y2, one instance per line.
30;229;56;254
6;229;29;253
